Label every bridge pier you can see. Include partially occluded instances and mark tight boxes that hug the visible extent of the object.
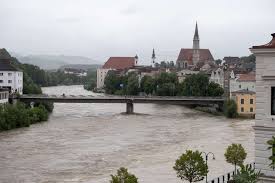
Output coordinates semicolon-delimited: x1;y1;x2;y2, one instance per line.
126;102;134;114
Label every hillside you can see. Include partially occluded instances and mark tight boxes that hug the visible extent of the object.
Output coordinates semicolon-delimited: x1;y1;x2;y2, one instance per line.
18;54;101;70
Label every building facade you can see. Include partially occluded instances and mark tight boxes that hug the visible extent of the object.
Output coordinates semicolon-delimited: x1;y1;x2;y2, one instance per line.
0;49;23;94
210;68;224;88
231;89;255;117
250;33;275;182
96;56;137;89
229;73;255;95
0;89;9;104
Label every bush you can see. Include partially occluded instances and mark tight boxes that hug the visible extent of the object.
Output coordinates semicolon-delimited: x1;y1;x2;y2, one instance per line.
224;99;238;118
0;102;49;132
110;167;138;183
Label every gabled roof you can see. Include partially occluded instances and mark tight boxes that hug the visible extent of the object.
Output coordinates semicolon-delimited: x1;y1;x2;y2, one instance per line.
0;48;11;59
177;49;214;64
102;57;135;70
0;60;19;71
231;89;255;95
236;73;255;82
252;33;275;49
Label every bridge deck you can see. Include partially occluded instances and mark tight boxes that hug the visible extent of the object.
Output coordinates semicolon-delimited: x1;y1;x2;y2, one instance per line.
17;95;225;105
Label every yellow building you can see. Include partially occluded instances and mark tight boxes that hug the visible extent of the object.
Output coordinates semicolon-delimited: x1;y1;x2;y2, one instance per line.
231;89;256;117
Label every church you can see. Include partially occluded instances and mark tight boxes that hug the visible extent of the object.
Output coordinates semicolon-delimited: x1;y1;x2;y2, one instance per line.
176;22;215;70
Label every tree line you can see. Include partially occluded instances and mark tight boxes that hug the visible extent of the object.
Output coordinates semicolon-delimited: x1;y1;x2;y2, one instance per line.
104;71;224;97
109;143;261;183
0;102;53;131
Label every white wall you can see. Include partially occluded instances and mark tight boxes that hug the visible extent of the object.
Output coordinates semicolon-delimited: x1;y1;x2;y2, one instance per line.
251;48;275;179
210;68;224;87
230;79;255;93
0;71;23;94
0;91;9;104
96;69;111;89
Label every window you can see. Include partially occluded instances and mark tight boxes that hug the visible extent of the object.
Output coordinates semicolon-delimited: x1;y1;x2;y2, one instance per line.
0;73;3;76
8;73;12;76
250;107;254;112
241;99;244;104
8;80;12;83
0;80;3;83
272;87;275;115
241;107;244;112
239;84;241;89
250;99;254;104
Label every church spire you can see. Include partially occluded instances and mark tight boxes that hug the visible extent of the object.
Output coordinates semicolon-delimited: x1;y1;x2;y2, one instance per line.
193;21;200;49
152;48;156;67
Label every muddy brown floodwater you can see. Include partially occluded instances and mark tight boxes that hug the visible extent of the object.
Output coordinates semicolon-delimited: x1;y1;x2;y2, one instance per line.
0;85;254;183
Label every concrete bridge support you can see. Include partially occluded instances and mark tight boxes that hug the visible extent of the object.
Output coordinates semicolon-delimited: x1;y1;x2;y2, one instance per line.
126;102;134;114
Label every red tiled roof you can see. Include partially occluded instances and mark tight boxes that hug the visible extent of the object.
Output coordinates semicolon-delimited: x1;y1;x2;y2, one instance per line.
252;33;275;49
237;73;255;82
102;57;135;70
176;49;214;65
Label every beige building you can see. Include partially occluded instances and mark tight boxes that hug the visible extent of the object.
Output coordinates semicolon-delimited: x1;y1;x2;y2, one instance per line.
231;89;255;117
250;33;275;182
96;56;137;89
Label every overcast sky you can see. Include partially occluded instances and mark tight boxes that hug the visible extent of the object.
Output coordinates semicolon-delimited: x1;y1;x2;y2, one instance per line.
0;0;274;64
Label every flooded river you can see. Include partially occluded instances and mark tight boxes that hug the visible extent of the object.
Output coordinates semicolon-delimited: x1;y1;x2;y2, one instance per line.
0;85;254;183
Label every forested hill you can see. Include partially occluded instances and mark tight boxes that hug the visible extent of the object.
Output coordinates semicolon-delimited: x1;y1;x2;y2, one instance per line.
1;48;97;94
0;48;42;94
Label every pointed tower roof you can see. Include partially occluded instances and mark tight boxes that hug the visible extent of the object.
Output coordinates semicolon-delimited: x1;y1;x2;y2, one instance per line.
152;48;156;59
193;21;199;40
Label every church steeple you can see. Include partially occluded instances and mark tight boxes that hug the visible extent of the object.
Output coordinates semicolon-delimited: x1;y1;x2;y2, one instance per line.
152;48;156;67
193;21;200;49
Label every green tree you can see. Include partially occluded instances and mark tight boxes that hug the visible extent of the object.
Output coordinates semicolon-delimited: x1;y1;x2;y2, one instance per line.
180;73;209;96
233;164;261;183
140;76;154;95
208;82;224;96
173;150;208;183
267;136;275;170
224;144;247;173
110;167;138;183
224;99;238;118
104;71;121;94
126;73;139;95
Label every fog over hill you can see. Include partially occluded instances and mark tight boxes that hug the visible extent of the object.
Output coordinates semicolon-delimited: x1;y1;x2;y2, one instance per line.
16;54;102;70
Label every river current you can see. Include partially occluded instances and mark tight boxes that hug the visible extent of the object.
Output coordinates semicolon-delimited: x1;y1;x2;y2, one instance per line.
0;85;254;183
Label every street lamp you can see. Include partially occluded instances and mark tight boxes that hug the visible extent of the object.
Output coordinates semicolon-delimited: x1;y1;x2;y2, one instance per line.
202;151;215;183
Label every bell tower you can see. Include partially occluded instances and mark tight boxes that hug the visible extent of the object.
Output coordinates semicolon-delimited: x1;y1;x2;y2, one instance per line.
192;22;200;65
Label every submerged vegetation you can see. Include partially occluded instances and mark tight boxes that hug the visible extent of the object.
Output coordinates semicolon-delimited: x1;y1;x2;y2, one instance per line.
0;102;50;132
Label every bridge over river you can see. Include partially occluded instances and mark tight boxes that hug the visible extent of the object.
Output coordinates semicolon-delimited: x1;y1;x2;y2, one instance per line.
15;94;225;114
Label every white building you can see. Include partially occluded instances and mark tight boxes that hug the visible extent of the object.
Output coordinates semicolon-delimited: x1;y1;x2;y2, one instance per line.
0;89;9;104
0;50;23;94
229;72;255;96
250;33;275;182
210;68;224;87
96;56;137;89
97;68;111;89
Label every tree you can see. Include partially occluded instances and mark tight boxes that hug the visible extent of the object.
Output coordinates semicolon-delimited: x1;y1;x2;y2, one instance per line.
208;82;224;96
267;136;275;170
140;76;154;95
110;167;138;183
180;73;209;96
173;150;208;183
224;99;238;118
126;73;139;95
224;144;247;173
233;164;261;183
104;71;121;94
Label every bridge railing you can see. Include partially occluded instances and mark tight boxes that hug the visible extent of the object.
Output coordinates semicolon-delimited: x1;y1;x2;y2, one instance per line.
207;162;255;183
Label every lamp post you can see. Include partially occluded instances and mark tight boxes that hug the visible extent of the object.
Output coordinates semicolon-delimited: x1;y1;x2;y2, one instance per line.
202;151;215;183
